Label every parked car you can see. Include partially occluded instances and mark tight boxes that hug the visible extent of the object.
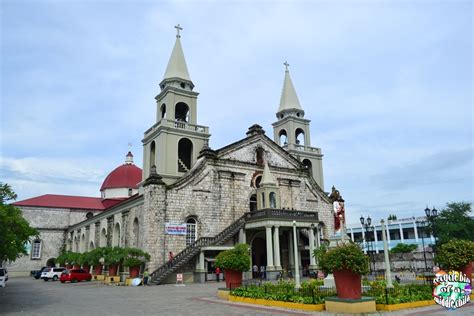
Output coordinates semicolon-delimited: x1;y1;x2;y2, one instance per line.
60;269;92;283
33;267;49;279
41;267;66;281
0;268;8;287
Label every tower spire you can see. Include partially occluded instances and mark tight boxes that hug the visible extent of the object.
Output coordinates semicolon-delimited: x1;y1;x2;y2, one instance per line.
163;24;191;81
278;61;302;113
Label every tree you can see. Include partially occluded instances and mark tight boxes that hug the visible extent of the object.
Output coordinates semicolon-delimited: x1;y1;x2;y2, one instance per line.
431;202;473;244
0;183;38;263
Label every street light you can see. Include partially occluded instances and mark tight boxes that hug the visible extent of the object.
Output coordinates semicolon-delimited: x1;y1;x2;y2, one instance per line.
415;220;429;273
424;206;439;254
360;215;375;274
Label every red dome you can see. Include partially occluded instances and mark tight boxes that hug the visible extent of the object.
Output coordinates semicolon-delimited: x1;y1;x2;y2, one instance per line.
100;163;142;191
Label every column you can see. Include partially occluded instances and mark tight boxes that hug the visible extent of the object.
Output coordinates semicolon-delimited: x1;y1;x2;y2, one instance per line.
309;226;317;269
399;223;404;242
273;226;282;270
288;230;294;271
239;228;246;244
413;221;419;242
315;226;320;248
194;251;206;283
265;225;274;271
292;221;301;289
350;228;354;242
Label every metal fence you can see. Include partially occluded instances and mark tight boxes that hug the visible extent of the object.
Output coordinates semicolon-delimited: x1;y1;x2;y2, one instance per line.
229;278;434;305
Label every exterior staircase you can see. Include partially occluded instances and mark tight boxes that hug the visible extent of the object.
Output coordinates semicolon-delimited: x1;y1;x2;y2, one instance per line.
150;214;246;284
177;158;190;173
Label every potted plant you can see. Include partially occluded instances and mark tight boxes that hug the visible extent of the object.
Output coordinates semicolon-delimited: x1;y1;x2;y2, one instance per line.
56;251;72;267
215;244;250;289
77;251;91;272
103;247;125;276
123;247;151;278
314;242;369;299
435;239;474;284
88;247;106;275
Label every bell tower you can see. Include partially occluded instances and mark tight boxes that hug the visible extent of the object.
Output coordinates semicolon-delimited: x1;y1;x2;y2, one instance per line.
142;25;210;184
272;62;324;189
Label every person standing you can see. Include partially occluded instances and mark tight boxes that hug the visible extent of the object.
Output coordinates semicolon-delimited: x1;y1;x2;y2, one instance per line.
260;265;266;280
215;267;221;282
252;264;258;279
143;269;149;286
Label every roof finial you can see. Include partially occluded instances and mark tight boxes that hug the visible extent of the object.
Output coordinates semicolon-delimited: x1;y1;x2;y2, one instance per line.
175;24;183;38
283;61;290;72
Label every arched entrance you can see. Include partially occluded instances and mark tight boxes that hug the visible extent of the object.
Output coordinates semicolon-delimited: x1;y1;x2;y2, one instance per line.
46;258;55;267
251;236;266;273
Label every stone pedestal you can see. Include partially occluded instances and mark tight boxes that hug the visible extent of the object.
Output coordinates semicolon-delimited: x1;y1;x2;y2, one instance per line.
325;297;376;313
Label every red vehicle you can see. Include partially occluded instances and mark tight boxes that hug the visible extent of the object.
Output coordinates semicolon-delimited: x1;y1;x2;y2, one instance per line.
60;269;92;283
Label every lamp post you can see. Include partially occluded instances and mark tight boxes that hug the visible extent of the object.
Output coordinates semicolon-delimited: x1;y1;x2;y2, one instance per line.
360;215;375;274
416;220;429;273
424;206;438;250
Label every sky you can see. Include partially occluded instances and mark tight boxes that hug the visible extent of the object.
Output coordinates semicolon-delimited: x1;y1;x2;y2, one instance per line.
1;0;472;225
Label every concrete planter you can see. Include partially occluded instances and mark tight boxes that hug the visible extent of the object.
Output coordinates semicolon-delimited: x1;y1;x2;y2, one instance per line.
224;270;242;289
108;264;119;276
129;265;140;278
333;269;361;299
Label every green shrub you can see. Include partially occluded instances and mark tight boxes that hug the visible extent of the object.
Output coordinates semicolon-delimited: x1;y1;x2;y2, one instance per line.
103;247;126;265
123;247;151;267
314;242;369;275
215;244;250;272
390;243;418;254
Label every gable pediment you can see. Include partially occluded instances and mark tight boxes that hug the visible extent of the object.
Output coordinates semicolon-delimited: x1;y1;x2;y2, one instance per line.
216;134;302;170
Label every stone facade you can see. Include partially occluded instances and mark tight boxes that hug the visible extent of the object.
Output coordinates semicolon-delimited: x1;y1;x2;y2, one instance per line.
6;207;101;275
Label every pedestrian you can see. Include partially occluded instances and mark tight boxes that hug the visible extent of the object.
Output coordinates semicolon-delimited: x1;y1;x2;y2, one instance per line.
260;265;266;280
215;267;220;282
168;251;174;263
252;264;258;279
143;268;149;286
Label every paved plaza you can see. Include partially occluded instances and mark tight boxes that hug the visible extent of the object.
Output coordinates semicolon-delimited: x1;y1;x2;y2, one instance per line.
0;277;473;315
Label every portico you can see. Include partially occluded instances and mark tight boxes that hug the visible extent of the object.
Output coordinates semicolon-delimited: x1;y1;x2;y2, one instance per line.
244;209;320;280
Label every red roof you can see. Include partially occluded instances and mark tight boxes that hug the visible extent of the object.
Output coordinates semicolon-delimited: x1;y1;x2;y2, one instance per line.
13;194;124;210
100;163;142;191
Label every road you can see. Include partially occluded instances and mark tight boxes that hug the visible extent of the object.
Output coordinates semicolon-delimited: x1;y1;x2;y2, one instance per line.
0;277;472;315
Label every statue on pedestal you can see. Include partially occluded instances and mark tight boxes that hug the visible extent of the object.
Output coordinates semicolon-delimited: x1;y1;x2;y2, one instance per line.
329;186;346;235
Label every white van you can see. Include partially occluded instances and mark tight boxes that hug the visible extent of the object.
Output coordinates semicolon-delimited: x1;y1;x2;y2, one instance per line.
41;267;66;281
0;268;8;287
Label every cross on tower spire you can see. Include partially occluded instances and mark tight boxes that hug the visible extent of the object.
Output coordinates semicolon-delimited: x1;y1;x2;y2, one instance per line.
175;24;183;38
283;61;290;72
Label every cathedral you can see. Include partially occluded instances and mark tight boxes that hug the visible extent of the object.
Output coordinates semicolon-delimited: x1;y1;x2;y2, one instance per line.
9;26;336;283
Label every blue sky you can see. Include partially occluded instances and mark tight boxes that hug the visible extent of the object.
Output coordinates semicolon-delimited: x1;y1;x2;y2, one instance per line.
1;0;472;224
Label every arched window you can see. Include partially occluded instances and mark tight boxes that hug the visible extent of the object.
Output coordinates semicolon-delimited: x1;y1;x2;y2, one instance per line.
175;102;189;122
178;138;193;172
249;194;257;213
113;223;121;247
128;188;133;196
269;192;276;208
81;234;86;253
261;192;266;208
100;228;107;247
186;218;197;246
133;218;139;247
31;239;42;259
150;141;156;172
161;103;166;119
256;147;264;166
279;130;288;146
302;159;312;177
295;128;305;146
89;241;95;250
